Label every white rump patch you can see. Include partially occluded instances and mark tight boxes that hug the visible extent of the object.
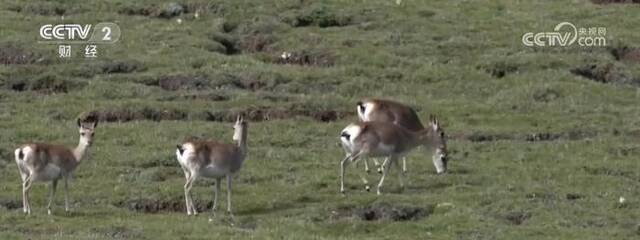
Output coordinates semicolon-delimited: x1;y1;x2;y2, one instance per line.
15;146;33;161
340;124;363;152
14;147;31;181
357;102;376;122
176;143;196;167
14;148;22;161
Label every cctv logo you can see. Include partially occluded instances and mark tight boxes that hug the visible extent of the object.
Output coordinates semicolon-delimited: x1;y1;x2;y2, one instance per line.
40;24;92;40
38;23;120;44
522;22;607;47
522;22;577;47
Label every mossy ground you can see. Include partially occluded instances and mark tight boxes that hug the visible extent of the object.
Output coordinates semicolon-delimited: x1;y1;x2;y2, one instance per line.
0;0;639;239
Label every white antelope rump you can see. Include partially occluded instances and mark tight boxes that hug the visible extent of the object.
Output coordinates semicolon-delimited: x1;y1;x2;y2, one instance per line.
356;98;446;174
339;117;447;195
14;118;98;215
176;115;248;216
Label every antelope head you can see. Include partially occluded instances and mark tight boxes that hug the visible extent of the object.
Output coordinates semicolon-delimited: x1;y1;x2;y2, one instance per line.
77;118;98;147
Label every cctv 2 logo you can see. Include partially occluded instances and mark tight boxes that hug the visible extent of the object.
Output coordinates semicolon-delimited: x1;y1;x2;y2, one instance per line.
39;22;120;44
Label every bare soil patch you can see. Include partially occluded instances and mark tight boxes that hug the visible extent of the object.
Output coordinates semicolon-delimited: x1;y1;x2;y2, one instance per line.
149;72;289;92
209;16;285;55
6;3;70;16
524;132;562;142
82;105;349;123
591;0;640;4
331;202;434;222
116;197;211;213
610;46;640;63
225;71;291;91
455;130;598;142
118;2;191;19
155;75;209;91
478;62;519;78
205;106;350;122
208;32;278;55
463;132;512;142
272;50;336;67
240;34;277;53
157;92;229;102
282;6;353;28
566;193;584;201
209;33;240;55
570;63;640;86
504;211;531;225
101;60;144;74
0;198;21;210
5;75;85;93
87;108;188;122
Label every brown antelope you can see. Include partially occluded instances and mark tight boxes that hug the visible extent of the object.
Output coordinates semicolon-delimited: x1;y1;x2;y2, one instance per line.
14;118;98;215
176;115;248;216
340;116;447;195
356;98;437;174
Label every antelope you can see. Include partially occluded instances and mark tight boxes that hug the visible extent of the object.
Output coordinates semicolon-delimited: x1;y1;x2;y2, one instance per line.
339;116;447;195
356;98;437;174
14;118;98;215
176;115;248;216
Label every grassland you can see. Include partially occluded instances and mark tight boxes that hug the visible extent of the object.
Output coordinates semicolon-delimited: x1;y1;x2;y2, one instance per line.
0;0;640;239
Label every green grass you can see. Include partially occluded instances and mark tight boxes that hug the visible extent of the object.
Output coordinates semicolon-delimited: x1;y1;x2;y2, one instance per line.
1;0;640;239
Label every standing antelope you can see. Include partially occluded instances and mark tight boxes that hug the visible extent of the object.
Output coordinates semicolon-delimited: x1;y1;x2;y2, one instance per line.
14;118;98;215
357;98;441;174
176;115;248;216
340;116;447;195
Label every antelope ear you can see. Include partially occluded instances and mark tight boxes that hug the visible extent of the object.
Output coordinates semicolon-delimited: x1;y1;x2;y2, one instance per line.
92;121;98;128
77;118;82;127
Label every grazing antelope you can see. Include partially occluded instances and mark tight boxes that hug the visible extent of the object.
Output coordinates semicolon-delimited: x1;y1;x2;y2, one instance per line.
340;116;447;195
356;98;435;174
176;115;248;216
14;118;98;215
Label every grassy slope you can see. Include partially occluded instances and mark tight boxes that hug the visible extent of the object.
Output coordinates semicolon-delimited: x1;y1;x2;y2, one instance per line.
0;0;639;239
